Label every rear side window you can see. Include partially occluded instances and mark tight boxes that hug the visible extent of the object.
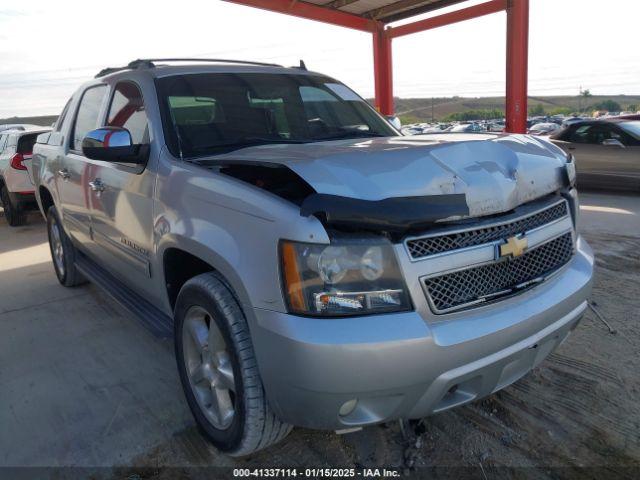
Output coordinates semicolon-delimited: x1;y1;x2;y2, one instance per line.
17;133;39;154
72;85;107;151
106;82;149;144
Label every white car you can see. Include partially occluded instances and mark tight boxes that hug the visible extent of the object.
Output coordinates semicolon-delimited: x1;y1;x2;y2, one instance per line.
449;122;484;133
0;127;51;226
528;122;560;135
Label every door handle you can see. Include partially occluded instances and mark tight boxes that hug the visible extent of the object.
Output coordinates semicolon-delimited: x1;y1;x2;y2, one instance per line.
57;169;70;180
89;179;105;192
567;147;576;151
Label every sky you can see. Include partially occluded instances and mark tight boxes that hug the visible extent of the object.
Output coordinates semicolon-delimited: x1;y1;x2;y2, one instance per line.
0;0;638;117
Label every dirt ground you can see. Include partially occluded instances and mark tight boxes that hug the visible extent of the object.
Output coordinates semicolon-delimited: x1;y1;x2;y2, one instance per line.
1;192;639;479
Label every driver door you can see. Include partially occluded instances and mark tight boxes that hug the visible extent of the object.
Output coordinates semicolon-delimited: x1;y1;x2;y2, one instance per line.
87;81;156;295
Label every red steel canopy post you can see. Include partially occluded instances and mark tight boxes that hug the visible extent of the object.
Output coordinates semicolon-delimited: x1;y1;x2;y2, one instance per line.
373;25;394;115
505;0;529;133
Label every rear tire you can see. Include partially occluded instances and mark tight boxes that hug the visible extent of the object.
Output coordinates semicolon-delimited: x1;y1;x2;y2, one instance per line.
174;273;292;456
1;185;27;227
46;206;85;287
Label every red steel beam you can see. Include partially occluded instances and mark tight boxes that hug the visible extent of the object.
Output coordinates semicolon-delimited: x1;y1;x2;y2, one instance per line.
373;26;394;115
505;0;529;133
387;0;507;38
222;0;376;32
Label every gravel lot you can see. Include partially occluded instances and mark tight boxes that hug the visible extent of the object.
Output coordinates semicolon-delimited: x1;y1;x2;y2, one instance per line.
0;191;638;478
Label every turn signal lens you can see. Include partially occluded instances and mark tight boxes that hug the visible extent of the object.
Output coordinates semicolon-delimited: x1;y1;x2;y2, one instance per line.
281;241;307;312
565;154;577;187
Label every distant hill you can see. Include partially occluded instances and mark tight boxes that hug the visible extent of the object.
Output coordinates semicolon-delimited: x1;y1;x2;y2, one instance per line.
0;115;58;127
394;94;640;123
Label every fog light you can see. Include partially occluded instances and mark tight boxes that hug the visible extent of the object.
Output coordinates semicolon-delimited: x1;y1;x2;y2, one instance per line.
339;399;358;417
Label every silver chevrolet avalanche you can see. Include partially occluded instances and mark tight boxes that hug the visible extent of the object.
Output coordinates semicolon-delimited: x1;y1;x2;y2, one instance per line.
31;59;594;456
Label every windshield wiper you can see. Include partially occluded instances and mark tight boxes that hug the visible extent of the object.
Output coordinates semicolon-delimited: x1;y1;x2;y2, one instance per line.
192;136;308;153
314;130;386;141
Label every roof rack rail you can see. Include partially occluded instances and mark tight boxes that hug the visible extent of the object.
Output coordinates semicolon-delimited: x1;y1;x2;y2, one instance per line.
95;58;283;78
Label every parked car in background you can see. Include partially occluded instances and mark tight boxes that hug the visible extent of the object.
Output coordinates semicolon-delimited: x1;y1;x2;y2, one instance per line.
32;59;592;456
561;116;588;127
421;124;447;133
0;127;51;225
487;122;505;132
401;125;424;135
0;124;41;133
449;122;484;133
550;119;640;191
608;114;640;121
528;122;560;135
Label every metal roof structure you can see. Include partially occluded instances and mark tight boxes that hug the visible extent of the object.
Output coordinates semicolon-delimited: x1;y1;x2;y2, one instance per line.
300;0;469;23
224;0;530;133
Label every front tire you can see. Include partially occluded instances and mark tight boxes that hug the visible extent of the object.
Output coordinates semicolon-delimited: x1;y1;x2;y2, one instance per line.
174;273;291;456
1;185;27;227
46;206;85;287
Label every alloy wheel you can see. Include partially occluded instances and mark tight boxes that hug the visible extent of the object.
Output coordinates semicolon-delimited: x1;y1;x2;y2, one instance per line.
182;306;237;430
49;219;66;278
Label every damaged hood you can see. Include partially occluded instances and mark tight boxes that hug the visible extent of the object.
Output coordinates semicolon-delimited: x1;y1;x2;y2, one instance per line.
212;133;569;219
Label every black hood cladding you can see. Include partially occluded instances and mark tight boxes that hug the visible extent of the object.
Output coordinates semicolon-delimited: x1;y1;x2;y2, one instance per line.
300;193;470;234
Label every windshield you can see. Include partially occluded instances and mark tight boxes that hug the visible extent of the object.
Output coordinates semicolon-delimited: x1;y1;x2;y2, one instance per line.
156;73;398;158
619;121;640;139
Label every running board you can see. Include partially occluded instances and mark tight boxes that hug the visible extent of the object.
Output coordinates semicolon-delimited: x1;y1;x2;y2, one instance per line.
75;252;173;338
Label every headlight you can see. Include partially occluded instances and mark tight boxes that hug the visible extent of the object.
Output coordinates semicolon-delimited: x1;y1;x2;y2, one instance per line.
280;238;411;316
565;153;577;187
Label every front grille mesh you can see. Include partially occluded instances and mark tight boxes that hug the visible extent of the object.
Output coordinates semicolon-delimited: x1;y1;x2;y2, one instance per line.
424;232;574;313
407;201;568;259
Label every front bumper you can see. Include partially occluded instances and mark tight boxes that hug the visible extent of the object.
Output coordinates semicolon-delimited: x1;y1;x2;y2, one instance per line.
251;237;594;429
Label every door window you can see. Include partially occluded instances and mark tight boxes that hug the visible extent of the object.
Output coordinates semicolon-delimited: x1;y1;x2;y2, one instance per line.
570;124;620;144
107;82;149;144
72;85;107;151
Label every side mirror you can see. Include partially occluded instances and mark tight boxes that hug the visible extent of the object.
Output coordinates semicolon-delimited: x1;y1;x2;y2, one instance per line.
602;138;624;148
386;115;402;130
82;127;148;163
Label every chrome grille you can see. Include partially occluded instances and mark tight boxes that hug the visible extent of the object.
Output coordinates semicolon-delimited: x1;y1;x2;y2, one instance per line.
423;232;574;313
406;201;568;259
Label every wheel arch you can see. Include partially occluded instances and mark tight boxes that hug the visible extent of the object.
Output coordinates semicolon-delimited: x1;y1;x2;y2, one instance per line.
159;236;255;321
38;185;55;217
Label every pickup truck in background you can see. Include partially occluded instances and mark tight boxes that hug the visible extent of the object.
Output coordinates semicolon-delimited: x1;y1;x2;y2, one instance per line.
31;59;593;456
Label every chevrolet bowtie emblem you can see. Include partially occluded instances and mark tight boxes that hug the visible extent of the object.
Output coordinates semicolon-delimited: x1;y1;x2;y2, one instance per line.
500;235;528;258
